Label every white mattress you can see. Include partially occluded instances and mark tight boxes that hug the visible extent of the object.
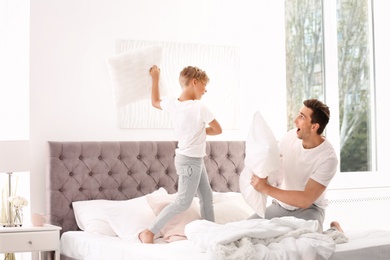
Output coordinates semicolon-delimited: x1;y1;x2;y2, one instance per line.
61;229;390;260
330;229;390;260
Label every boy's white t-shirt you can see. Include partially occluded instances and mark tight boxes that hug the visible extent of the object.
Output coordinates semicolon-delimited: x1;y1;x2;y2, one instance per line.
277;129;338;210
160;97;215;158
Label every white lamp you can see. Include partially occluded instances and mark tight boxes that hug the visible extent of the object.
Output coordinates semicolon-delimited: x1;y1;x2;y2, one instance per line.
0;140;30;227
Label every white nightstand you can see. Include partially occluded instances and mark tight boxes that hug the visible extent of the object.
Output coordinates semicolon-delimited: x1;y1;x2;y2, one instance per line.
0;224;62;260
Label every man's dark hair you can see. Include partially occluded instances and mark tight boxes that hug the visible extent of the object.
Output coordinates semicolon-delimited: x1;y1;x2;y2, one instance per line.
303;99;330;135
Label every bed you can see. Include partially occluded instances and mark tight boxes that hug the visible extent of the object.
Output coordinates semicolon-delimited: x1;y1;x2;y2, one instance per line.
46;141;390;260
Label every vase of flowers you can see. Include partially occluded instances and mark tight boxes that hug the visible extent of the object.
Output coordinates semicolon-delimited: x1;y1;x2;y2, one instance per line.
8;195;28;227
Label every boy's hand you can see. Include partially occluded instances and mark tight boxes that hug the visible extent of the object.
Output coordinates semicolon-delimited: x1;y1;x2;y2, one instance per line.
150;65;162;110
149;65;160;82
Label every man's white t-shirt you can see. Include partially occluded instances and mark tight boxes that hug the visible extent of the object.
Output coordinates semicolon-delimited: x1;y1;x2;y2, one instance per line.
160;97;215;158
277;129;338;210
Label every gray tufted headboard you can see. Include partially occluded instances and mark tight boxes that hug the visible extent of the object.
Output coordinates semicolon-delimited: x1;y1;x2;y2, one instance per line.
46;141;245;235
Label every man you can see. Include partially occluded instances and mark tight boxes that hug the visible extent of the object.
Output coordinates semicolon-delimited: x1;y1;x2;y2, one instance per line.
250;99;338;232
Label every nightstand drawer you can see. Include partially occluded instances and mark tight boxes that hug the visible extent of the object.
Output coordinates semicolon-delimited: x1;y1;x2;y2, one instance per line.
0;231;59;253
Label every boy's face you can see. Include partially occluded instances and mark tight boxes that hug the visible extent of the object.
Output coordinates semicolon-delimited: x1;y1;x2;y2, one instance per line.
194;79;207;100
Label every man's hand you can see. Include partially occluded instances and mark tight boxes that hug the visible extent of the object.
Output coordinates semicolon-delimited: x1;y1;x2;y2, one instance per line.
250;174;269;194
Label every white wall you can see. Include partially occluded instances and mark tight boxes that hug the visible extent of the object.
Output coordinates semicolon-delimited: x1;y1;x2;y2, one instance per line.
0;0;29;140
30;0;286;213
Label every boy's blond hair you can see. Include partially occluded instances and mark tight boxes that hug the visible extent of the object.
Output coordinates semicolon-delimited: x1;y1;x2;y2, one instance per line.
179;66;209;87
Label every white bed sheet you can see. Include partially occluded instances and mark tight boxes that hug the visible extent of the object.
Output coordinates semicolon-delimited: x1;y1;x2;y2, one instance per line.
330;229;390;260
61;232;202;260
61;229;390;260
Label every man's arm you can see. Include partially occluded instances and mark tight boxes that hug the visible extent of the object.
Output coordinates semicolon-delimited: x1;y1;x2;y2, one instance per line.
251;176;326;208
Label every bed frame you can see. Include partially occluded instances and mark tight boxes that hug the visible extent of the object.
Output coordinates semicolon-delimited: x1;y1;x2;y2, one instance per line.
46;141;390;260
46;141;246;235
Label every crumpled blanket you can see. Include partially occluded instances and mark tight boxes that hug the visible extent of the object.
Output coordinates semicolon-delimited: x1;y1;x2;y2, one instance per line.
185;217;336;260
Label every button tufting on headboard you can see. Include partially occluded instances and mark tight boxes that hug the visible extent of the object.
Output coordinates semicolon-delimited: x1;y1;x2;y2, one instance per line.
46;141;245;235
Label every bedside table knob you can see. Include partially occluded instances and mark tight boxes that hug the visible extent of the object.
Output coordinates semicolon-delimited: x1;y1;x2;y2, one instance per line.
28;241;32;244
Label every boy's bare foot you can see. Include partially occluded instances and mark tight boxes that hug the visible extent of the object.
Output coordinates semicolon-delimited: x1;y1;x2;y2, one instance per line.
139;229;155;244
330;221;344;233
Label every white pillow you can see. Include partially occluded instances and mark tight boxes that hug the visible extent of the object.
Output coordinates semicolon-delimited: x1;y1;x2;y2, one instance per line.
146;191;201;242
105;189;165;240
213;192;255;224
239;111;280;218
160;192;254;226
72;200;117;236
107;45;167;107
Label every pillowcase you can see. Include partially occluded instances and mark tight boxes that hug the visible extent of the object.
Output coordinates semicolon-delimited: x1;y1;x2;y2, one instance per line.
146;192;201;242
72;190;256;239
107;45;167;107
239;111;281;218
72;200;117;237
105;189;164;240
213;192;255;224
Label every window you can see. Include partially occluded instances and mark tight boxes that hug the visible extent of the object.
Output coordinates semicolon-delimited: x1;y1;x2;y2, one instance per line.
284;0;375;173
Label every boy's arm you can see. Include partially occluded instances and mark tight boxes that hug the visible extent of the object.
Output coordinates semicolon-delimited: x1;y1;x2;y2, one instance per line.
150;65;162;110
206;119;222;135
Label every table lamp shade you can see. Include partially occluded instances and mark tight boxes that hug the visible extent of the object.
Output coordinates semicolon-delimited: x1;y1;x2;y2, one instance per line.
0;140;30;173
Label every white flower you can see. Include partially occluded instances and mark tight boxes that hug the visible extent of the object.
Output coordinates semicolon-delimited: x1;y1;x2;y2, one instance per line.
8;195;29;208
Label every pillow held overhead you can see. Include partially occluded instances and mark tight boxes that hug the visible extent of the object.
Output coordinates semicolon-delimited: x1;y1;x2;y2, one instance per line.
107;45;167;107
239;111;281;218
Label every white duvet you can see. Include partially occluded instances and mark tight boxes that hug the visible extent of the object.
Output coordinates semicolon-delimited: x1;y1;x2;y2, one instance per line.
185;217;336;260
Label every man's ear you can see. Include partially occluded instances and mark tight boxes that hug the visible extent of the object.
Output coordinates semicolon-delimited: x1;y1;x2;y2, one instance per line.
311;123;320;132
